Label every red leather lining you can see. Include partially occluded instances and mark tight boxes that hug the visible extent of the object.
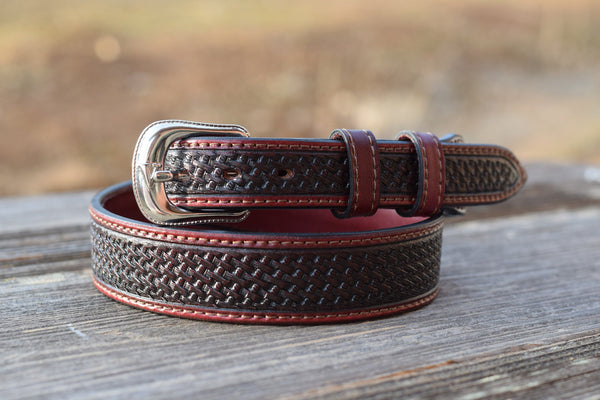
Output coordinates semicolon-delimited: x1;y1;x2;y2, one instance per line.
234;208;422;233
102;185;425;234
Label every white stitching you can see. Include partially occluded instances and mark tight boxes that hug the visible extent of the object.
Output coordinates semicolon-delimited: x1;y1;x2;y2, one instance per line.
90;211;443;248
343;129;360;216
364;130;379;215
170;197;345;206
415;133;428;215
173;141;346;151
174;140;520;166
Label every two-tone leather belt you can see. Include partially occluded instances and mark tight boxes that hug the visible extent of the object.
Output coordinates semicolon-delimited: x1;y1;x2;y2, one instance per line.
90;120;526;324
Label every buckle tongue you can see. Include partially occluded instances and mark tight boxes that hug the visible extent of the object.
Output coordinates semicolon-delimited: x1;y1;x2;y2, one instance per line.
132;120;250;225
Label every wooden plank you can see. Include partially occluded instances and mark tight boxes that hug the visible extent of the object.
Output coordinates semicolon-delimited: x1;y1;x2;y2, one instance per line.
290;334;600;399
0;191;93;278
0;225;90;278
1;165;599;399
0;190;94;234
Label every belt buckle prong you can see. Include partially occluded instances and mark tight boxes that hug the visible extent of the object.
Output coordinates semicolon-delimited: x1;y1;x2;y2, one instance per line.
132;120;250;226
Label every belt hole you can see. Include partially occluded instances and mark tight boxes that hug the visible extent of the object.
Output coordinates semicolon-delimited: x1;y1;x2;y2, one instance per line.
276;168;294;180
223;168;241;180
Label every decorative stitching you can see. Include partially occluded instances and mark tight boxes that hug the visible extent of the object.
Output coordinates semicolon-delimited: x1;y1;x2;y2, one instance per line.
440;145;521;167
381;195;416;203
444;188;521;204
173;141;347;151
343;129;360;216
90;210;443;248
175;140;420;153
416;133;428;215
170;197;347;206
173;195;452;207
93;277;439;322
365;130;379;215
172;139;521;170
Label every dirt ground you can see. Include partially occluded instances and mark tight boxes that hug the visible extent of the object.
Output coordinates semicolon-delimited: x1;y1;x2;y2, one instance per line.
1;0;599;196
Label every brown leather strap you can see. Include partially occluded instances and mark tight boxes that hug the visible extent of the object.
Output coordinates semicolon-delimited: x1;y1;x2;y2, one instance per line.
329;129;380;218
163;135;526;215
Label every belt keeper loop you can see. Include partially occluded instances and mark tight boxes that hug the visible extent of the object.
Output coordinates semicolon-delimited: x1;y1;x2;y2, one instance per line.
396;131;446;217
329;129;380;218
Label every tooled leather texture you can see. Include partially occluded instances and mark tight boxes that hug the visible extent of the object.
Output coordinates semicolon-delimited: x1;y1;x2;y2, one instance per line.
91;220;441;313
163;140;524;209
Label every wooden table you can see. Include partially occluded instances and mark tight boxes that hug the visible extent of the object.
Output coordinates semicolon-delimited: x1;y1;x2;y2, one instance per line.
2;163;600;399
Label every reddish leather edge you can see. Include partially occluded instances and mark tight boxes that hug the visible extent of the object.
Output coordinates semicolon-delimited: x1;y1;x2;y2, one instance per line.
93;276;439;325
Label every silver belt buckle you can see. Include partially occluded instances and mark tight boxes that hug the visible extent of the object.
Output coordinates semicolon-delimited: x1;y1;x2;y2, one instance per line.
132;120;250;225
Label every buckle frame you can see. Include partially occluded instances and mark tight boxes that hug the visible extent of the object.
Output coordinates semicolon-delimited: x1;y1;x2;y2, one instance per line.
132;120;250;225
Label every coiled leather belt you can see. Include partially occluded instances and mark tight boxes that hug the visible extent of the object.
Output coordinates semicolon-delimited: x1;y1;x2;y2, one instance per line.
90;120;526;324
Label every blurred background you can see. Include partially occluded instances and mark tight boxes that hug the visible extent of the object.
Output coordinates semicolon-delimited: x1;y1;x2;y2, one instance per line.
1;0;599;196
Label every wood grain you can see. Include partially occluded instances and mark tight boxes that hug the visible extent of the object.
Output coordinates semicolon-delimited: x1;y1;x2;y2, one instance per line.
0;165;599;399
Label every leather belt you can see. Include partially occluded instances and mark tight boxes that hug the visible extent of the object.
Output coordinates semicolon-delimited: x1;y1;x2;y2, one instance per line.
90;120;526;324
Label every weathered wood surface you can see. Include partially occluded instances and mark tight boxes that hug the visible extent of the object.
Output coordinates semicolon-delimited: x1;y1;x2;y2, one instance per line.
1;163;600;400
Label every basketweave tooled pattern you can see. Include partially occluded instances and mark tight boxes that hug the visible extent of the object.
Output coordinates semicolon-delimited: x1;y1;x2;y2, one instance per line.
90;223;441;312
164;150;350;195
444;156;520;194
379;154;419;195
163;149;519;198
